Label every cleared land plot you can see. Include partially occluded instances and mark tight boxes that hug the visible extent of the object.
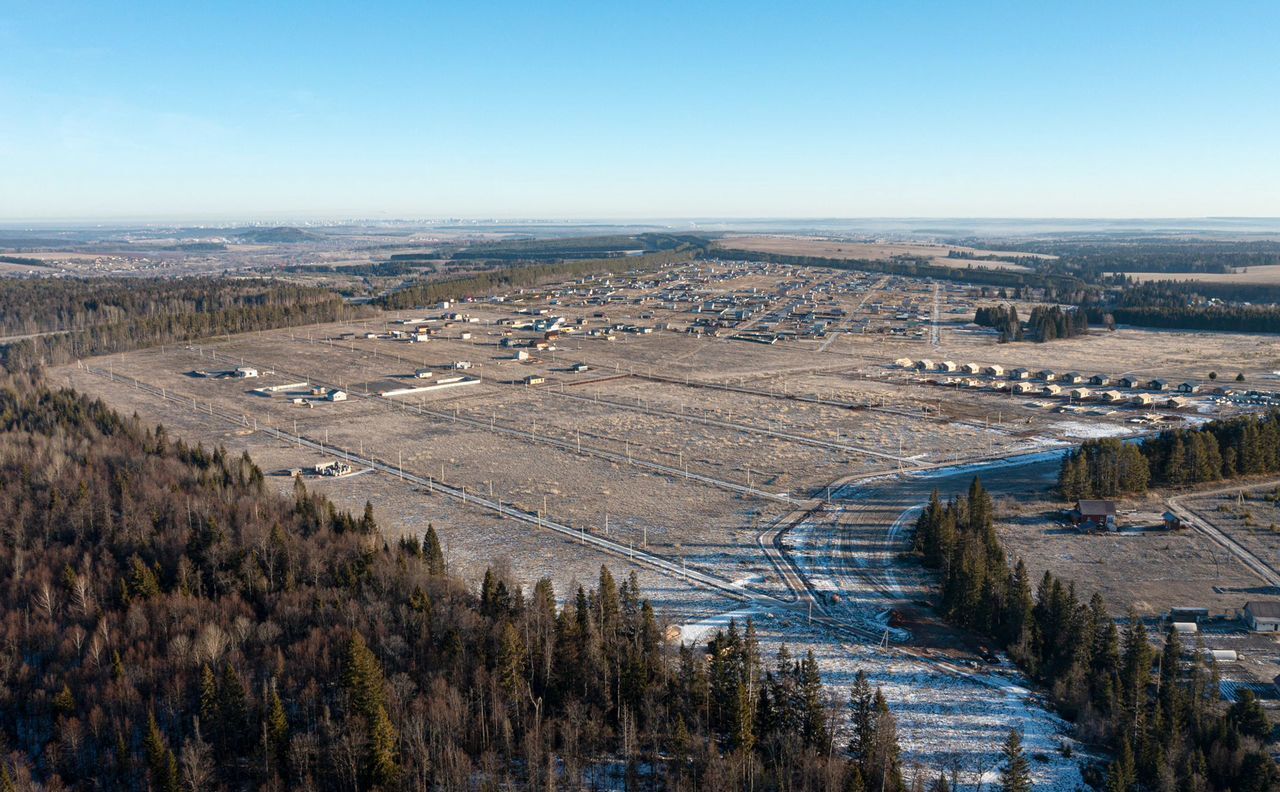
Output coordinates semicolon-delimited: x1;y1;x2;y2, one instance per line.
1182;484;1280;583
995;497;1262;617
575;376;1012;463
55;361;753;619
1118;264;1280;285
714;236;1045;271
57;347;799;597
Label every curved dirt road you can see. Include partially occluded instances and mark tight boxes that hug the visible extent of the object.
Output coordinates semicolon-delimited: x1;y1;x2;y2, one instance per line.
786;450;1068;639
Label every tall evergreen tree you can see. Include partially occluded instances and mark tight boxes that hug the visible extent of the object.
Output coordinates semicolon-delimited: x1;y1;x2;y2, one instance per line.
999;728;1032;792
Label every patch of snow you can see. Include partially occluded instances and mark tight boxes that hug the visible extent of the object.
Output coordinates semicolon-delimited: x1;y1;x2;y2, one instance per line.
1050;420;1134;439
674;604;768;645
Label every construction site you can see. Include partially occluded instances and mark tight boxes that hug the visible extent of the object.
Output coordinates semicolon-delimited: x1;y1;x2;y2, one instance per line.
55;258;1280;789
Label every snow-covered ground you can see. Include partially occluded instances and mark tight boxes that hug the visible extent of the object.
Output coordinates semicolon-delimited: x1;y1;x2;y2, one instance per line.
1050;419;1136;439
746;453;1092;789
675;602;1089;790
675;604;769;645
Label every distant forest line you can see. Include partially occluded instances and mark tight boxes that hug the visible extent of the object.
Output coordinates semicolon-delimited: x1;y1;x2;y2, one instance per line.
0;278;367;371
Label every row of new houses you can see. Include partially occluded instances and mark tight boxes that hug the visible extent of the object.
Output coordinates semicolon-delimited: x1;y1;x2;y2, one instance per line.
935;377;1192;408
897;359;1204;392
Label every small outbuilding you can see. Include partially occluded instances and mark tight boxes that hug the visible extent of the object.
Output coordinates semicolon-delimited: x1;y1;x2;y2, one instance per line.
1090;374;1111;386
1244;601;1280;632
985;364;1005;377
1170;607;1209;624
1008;368;1031;380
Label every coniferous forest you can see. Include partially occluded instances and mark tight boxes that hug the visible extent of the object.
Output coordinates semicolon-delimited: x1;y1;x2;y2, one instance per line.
0;374;917;791
1059;411;1280;499
913;478;1277;791
0;278;363;371
974;304;1089;343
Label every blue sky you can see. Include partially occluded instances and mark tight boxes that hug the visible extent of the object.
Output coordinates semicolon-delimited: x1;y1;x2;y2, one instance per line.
1;1;1277;221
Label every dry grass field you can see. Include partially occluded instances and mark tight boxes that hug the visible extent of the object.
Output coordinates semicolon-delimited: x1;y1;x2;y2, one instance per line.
995;497;1262;616
52;259;1280;622
1118;264;1280;285
713;235;1048;271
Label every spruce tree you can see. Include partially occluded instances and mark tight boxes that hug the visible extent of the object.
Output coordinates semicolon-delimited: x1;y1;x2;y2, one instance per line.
265;683;290;776
144;711;180;792
343;632;400;787
423;524;446;575
198;664;218;744
799;649;828;751
848;671;875;770
218;663;249;751
868;687;903;792
999;728;1031;792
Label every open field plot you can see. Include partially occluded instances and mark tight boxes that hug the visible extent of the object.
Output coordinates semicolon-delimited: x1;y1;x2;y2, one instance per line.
54;361;746;622
463;385;884;490
1119;264;1280;285
714;236;1049;267
994;498;1262;616
573;375;1020;463
56;345;801;597
179;330;909;489
1182;485;1280;582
